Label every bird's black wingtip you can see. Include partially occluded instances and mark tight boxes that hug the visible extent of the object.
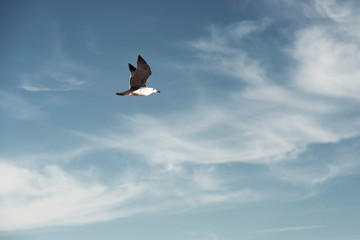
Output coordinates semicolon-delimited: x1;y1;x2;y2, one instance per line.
128;63;136;71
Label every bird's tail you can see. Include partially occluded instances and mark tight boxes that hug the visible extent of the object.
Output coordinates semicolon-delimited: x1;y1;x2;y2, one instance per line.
116;90;131;96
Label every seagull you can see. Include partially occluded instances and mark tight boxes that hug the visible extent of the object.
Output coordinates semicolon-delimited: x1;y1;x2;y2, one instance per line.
116;55;160;97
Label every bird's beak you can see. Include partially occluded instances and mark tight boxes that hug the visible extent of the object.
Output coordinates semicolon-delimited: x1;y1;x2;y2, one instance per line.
157;90;160;93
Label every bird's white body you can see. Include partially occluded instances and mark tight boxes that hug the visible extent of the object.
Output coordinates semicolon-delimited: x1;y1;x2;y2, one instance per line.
116;55;160;97
129;87;159;97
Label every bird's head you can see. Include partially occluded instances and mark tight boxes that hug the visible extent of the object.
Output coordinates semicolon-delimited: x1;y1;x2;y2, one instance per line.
151;88;160;93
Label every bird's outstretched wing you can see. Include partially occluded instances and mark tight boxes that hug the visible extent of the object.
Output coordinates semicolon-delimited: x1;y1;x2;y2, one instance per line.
128;63;136;88
130;55;152;90
128;63;136;77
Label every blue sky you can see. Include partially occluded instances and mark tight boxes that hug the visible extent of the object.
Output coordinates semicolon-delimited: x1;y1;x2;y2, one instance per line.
1;0;360;239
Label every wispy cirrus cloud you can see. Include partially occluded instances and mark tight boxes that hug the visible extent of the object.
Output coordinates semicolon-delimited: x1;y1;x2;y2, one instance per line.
0;161;145;230
189;18;270;85
0;159;262;231
19;60;88;92
190;18;271;53
302;0;351;22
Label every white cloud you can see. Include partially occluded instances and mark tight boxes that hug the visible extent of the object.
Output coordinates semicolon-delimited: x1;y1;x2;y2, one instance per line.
291;26;360;100
0;159;262;231
77;104;339;168
227;19;271;38
0;162;144;230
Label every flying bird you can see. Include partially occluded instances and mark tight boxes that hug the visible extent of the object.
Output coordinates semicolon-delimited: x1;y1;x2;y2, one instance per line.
116;55;160;97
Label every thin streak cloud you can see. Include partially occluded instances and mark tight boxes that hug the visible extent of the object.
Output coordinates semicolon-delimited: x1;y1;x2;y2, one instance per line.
19;60;88;92
255;225;324;233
